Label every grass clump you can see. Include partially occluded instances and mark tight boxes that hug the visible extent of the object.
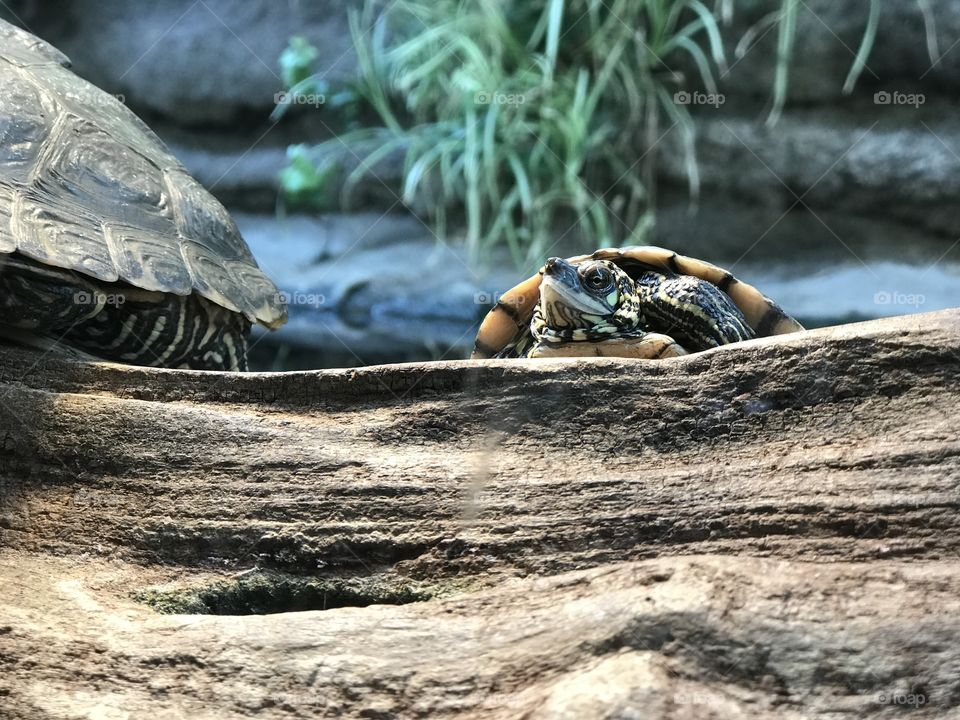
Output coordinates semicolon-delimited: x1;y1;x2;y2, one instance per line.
277;0;879;267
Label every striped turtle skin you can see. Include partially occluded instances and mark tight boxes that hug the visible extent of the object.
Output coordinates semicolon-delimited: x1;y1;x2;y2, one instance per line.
0;21;286;370
472;246;804;359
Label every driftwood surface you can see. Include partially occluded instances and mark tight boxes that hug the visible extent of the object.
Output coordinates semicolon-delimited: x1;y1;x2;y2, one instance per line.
1;309;959;719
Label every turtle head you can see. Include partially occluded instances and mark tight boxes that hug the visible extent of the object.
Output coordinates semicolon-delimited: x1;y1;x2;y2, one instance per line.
534;258;642;341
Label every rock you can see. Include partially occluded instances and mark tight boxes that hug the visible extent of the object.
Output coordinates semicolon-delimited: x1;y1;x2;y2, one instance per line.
1;309;959;717
10;0;960;122
162;132;290;212
659;101;960;238
3;555;956;718
707;0;960;102
233;212;526;368
4;0;359;125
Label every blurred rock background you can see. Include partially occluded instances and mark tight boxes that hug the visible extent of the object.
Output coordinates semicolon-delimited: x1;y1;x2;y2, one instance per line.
3;0;958;368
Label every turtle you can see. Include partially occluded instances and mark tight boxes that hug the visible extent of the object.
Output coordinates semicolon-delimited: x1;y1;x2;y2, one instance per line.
0;21;286;371
471;246;804;359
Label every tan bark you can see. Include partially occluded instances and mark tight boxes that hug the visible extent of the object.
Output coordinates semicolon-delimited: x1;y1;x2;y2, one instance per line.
2;310;958;718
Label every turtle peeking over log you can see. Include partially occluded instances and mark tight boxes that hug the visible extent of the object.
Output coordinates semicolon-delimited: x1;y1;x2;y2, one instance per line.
472;247;804;359
0;21;286;371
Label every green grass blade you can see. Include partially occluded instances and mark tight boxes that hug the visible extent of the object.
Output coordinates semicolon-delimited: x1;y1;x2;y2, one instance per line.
543;0;565;81
506;151;534;213
842;0;880;94
768;0;798;126
463;105;481;259
734;10;781;59
683;0;728;72
482;103;501;207
657;84;699;201
673;35;719;94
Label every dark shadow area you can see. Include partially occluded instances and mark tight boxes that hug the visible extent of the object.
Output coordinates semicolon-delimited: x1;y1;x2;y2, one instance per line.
134;571;434;616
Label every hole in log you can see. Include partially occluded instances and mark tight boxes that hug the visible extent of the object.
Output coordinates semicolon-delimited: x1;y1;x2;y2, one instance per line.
133;571;434;615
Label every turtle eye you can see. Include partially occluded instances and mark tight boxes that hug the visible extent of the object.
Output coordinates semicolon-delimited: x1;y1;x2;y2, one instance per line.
581;266;613;291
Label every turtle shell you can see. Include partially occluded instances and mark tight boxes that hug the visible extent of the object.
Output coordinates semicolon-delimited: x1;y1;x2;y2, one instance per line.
471;246;804;359
0;20;286;329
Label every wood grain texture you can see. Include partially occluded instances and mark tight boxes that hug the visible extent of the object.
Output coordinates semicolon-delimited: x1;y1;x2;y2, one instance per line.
1;309;959;718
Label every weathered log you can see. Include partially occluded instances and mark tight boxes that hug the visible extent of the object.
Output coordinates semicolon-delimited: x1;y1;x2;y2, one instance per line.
2;309;959;718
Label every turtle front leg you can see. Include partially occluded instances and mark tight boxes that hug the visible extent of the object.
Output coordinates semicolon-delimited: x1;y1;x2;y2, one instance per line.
528;332;688;359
